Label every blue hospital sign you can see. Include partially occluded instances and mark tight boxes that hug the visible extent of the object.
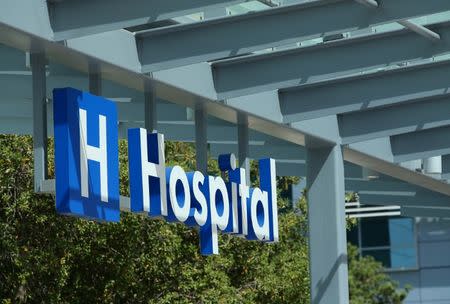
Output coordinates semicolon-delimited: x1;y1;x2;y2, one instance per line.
128;130;279;254
53;87;279;255
53;88;120;222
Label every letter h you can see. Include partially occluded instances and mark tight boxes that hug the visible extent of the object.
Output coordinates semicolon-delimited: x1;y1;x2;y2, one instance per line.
128;128;167;217
53;88;120;222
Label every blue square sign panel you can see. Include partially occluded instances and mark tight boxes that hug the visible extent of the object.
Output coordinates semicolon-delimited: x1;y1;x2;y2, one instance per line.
53;87;120;222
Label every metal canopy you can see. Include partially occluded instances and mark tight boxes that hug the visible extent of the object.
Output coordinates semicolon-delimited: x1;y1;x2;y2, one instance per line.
3;1;450;302
1;0;450;202
211;21;450;99
48;0;247;40
3;19;450;197
136;0;450;72
338;94;450;144
279;58;450;122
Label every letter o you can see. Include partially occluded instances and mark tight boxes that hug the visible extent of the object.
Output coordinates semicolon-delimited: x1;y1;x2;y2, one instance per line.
169;165;191;222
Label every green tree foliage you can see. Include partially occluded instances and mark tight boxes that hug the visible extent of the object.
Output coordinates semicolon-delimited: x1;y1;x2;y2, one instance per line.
0;135;408;303
348;245;410;304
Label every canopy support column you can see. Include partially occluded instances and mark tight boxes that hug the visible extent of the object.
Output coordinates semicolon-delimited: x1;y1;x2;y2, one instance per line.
306;140;349;304
238;113;250;183
31;52;48;192
195;104;208;174
144;80;157;132
88;63;102;95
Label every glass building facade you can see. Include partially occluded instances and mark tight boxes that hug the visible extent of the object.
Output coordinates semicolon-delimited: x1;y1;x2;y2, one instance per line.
348;217;418;270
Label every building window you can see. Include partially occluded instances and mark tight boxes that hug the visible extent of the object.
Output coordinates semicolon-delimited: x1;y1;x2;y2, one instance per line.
347;217;418;270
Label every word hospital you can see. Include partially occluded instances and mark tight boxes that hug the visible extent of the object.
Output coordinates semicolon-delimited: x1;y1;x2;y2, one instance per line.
53;87;278;255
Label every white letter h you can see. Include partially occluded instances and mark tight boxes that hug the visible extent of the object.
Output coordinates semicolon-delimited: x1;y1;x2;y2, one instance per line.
79;108;108;203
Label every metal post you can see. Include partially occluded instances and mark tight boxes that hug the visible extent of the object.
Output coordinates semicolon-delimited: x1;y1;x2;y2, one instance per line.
442;155;450;181
195;103;208;174
306;139;349;304
31;53;48;192
88;63;102;95
398;20;441;42
144;81;157;132
238;113;250;183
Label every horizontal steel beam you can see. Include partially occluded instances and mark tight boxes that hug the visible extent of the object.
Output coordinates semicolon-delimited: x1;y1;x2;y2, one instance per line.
340;147;450;196
118;121;267;142
138;0;450;72
391;125;450;162
345;179;417;193
65;30;141;72
338;94;450;144
48;0;246;40
0;0;53;39
0;99;188;124
209;142;397;179
358;191;450;208
209;142;305;159
401;206;450;218
0;116;268;144
279;59;450;122
212;21;450;99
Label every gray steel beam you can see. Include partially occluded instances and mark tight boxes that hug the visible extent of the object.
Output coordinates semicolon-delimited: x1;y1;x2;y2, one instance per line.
306;141;349;304
66;30;141;72
144;81;157;132
338;94;450;144
118;121;267;143
390;126;450;162
138;0;450;72
117;101;187;123
349;133;450;169
31;52;48;192
358;191;450;208
212;21;450;99
442;155;450;179
279;59;450;123
88;63;102;95
0;98;188;126
48;0;246;40
238;113;250;182
401;206;450;218
195;104;208;174
210;142;306;160
348;138;394;163
0;0;53;39
345;179;417;193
